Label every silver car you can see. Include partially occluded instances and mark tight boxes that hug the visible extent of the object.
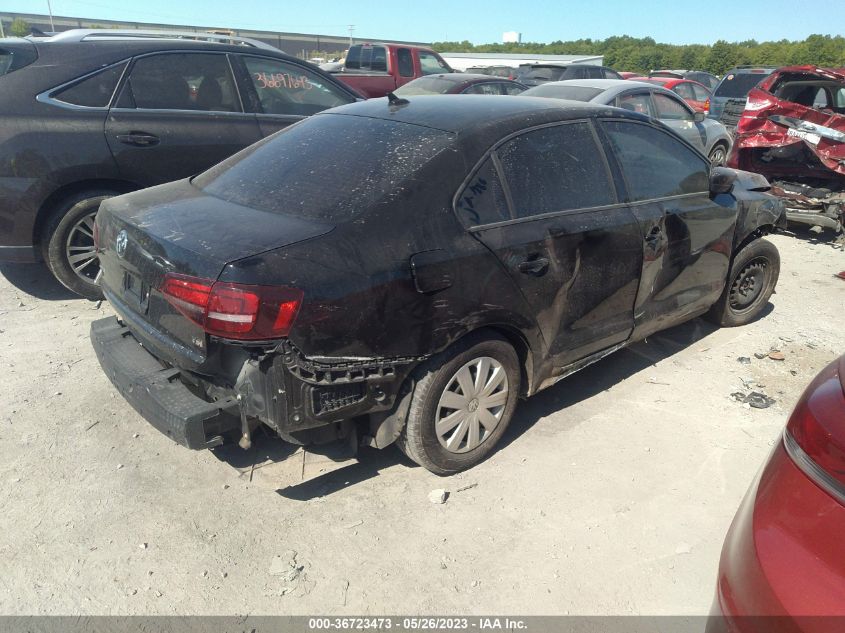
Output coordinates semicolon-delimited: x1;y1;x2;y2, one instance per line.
521;79;733;165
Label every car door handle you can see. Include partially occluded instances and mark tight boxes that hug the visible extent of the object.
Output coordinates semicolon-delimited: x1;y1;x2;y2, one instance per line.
517;257;549;276
115;132;160;147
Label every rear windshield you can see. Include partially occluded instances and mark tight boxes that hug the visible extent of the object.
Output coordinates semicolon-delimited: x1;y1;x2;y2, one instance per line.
521;67;566;83
194;114;454;222
0;41;38;77
345;45;388;72
394;76;457;95
523;84;603;102
714;72;770;98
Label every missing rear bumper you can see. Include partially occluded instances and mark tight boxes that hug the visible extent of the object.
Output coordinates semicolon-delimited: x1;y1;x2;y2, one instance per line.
91;317;240;449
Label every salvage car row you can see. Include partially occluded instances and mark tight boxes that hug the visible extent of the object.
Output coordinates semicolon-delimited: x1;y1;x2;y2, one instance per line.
1;29;844;626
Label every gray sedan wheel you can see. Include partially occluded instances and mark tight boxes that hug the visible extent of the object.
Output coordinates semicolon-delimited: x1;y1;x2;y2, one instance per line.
708;143;728;167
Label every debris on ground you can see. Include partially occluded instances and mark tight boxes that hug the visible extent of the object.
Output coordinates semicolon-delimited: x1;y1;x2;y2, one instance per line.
768;351;786;361
836;271;845;280
456;483;478;493
737;356;751;365
731;392;777;409
267;549;313;596
428;489;448;504
754;352;767;359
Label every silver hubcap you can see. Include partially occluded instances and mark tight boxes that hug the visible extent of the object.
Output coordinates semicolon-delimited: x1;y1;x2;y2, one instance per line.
710;147;726;166
66;211;99;281
435;357;508;454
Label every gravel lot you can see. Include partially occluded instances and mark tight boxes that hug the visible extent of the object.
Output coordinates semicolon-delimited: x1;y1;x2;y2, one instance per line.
0;231;842;615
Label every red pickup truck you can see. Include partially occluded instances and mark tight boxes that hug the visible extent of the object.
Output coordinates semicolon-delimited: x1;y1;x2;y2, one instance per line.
332;43;453;98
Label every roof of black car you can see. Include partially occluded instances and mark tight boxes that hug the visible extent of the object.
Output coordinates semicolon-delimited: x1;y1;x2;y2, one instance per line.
321;94;637;135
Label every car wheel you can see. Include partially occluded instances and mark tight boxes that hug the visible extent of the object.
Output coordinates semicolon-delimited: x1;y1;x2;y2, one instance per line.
708;143;728;167
42;190;116;300
705;238;780;327
398;332;520;475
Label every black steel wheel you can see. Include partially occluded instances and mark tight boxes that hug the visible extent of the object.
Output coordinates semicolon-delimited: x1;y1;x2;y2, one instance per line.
705;238;780;327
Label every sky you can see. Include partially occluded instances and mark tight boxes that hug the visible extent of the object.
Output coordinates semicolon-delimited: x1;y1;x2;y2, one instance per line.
4;0;844;45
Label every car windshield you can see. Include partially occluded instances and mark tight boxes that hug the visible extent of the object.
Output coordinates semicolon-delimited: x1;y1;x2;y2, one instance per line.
194;114;455;222
714;72;769;98
394;76;457;95
522;85;603;101
522;67;567;82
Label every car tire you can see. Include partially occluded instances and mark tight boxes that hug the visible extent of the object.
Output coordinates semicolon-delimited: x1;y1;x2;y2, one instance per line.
705;238;780;327
41;190;116;300
397;332;520;475
708;142;729;167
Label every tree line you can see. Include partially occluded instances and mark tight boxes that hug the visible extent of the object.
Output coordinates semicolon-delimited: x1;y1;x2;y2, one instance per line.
431;35;845;75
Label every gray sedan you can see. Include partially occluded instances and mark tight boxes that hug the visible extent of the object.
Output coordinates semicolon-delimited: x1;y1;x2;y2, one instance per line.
521;79;733;165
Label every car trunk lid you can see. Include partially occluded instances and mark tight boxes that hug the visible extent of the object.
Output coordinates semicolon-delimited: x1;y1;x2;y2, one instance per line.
96;179;333;370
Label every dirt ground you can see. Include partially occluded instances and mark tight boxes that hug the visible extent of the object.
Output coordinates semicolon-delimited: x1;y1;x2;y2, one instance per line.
0;231;842;616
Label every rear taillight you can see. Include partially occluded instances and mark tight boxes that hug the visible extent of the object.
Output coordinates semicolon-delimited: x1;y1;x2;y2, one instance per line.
704;98;710;114
784;359;845;502
160;272;302;341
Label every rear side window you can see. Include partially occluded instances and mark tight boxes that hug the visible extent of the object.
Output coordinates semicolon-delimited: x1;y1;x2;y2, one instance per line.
243;56;353;116
53;62;127;107
456;158;510;227
496;122;616;219
124;53;239;112
0;43;37;76
195;115;454;222
603;120;709;201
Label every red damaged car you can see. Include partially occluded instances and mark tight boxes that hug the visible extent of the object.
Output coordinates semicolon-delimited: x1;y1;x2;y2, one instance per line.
728;66;845;233
708;355;845;631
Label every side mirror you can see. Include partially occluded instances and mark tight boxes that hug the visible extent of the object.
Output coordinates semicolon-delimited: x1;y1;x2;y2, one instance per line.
710;166;737;195
693;111;706;123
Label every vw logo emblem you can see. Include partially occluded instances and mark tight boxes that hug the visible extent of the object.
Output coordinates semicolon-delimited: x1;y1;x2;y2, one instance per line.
115;230;128;258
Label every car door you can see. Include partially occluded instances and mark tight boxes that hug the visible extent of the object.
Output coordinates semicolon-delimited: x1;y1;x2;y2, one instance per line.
455;121;643;366
651;90;706;150
599;118;737;338
105;52;262;188
233;55;357;137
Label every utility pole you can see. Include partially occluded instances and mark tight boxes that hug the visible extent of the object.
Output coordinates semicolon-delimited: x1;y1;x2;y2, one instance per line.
347;24;354;48
46;0;55;31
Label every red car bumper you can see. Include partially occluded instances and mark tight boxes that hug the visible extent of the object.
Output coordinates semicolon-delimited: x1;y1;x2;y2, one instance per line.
708;438;845;632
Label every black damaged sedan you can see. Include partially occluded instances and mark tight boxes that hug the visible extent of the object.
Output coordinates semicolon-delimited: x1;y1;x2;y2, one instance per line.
91;95;786;474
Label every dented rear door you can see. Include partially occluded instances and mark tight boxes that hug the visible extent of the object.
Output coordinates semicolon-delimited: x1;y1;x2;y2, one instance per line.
460;121;642;366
